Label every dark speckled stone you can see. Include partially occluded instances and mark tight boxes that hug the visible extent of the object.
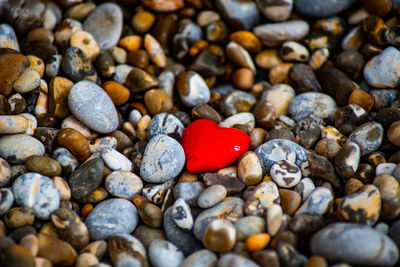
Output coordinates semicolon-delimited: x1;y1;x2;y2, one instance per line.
216;0;260;30
61;47;97;83
148;113;185;141
294;0;358;17
69;158;104;199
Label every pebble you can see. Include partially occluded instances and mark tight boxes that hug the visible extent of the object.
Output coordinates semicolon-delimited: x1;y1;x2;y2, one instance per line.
197;185;227;208
203;218;236;253
0;243;35;267
288;92;338;122
293;186;328;214
52;176;71;201
347;122;384;156
75;253;99;267
140;135;185;183
148;113;185;141
270;160;302;188
101;148;132;172
4;207;35;229
281;41;309;62
0;23;19;51
374;174;400;220
61;47;97;82
25;155;61;177
234;216;265;241
37;233;77;266
244;181;280;216
310;223;399;266
0;134;45;164
255;138;309;172
68;157;104;199
218;253;260;267
48;76;73;120
70;30;100;61
238;151;263;186
279;188;301;215
107;234;147;266
0;157;11;187
364;47;400;88
12;172;60;219
173;181;204;206
0;115;28;134
68;81;118;134
0;52;29;96
171;198;193;230
226;41;256;73
216;0;260;30
142;0;184;12
85;198;138;240
177;71;210;108
83;3;123;50
52;147;78;176
13;68;41;94
181;249;217;267
339;184;381;225
203;173;245;194
124;67;159;92
105;171;143;199
254;20;310;47
149;239;185;267
144;34;166;68
0;188;14;216
294;0;358;17
57;128;90;163
289;64;322;93
256;0;293;21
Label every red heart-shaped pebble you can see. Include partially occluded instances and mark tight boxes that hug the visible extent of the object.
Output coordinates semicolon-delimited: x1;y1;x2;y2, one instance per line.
181;119;250;173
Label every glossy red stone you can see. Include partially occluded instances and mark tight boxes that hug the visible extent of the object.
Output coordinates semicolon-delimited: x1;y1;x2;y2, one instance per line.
181;119;250;173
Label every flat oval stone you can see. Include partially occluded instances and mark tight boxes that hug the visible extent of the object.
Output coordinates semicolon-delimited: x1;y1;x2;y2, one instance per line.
101;148;132;171
83;3;123;50
0;188;14;216
85;198;138;240
140;135;185;183
0;134;45;164
68;81;118;134
364;46;400;88
0;115;28;134
295;187;333;216
149;239;185;267
216;0;260;30
193;197;244;241
198;185;227;208
310;223;399;266
171;198;193;230
348;122;384;156
244;181;280;216
0;23;19;51
374;174;400;220
294;0;358;17
148;113;185;141
255;138;309;172
270;160;302;188
37;233;77;266
288;92;338;122
69;157;104;199
181;249;217;267
25;155;62;177
254;20;309;47
339;184;381;226
105;171;143;199
177;71;210;108
12;173;60;219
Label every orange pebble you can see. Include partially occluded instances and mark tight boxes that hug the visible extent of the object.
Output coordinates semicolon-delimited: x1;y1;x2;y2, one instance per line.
245;233;270;252
132;195;149;209
81;203;94;218
102;81;131;106
348;89;374;112
118;35;142;51
232;68;254;90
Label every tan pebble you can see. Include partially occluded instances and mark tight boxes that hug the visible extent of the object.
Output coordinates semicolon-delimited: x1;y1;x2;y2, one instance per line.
306;256;328;267
144;89;173;116
109;46;127;64
255;49;282;69
37;233;78;266
49;77;74;120
232;68;254;90
269;63;293;85
249;128;267;150
226;41;256;73
27;27;54;44
34;80;48;115
4;207;35;229
39;222;59;237
217;166;238;178
238;151;262;186
131;11;156;33
102;81;130;106
118;35;142;51
27;55;45;77
80;240;108;260
267;204;282;237
0;115;28;134
13;68;41;94
230;31;262;53
345;178;364;195
136;115;151;140
144;34;166;68
61;115;98;141
25;155;62;177
53;176;71;201
142;0;184;12
75;253;99;267
20;234;39;257
70;30;100;60
279;189;301;216
35;257;52;267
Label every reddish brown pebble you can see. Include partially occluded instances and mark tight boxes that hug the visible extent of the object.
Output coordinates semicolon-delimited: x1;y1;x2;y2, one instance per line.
57;128;90;163
232;68;254;90
348;89;374;112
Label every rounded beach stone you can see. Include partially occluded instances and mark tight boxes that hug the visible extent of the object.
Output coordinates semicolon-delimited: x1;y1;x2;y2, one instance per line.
0;52;29;96
0;115;28;134
61;47;97;83
270;160;302;188
0;188;14;216
203;218;236;253
69;157;104;199
0;134;44;164
177;71;210;108
347;122;384;156
0;23;19;51
0;157;11;187
37;233;77;266
68;80;118;134
171;197;193;230
373;174;400;220
244;181;280;216
181;249;217;267
255;138;309;172
57;128;90;163
310;223;399;266
140;135;185;183
197;185;227;208
101;147;132;171
105;171;143;199
12;173;60;219
83;3;123;50
25;155;61;177
107;234;147;266
148;113;185;141
288;92;338;122
149;239;185;267
85;198;138;240
364;46;400;88
216;0;260;30
234;216;266;241
218;253;260;267
294;0;358;17
295;187;333;216
52;147;79;176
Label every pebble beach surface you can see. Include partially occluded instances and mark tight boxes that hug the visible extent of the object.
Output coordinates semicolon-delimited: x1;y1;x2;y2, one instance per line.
0;0;400;266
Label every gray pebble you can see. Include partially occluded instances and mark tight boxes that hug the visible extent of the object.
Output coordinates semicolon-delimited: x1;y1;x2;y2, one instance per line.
311;223;399;266
216;0;259;30
255;138;309;172
234;216;266;241
270;160;302;188
293;177;315;203
364;47;400;88
288;92;338;122
140;135;185;183
173;181;204;206
83;3;123;50
12;172;60;219
69;157;104;199
148;113;185;141
0;157;11;187
0;188;14;216
52;147;79;176
101;147;132;171
0;134;45;164
0;23;19;51
45;54;62;78
295;187;333;216
105;171;143;199
142;179;175;205
197;185;227;208
68;81;118;134
348;122;384;156
172;198;193;230
181;249;217;267
294;0;358;17
149;239;185;267
85;198;138;240
218;253;260;267
112;64;133;84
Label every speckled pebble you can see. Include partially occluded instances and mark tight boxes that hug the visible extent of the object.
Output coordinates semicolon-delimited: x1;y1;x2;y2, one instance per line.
101;147;132;171
197;185;227;208
105;171;143;199
149;239;185;267
148;113;185;141
0;188;14;216
348;122;384;156
0;134;45;164
12;172;59;219
295;187;333;216
270;160;302;188
172;198;193;230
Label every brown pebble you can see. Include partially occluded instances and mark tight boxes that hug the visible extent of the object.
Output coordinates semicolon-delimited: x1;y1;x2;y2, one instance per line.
57;128;90;163
203;218;236;253
102;81;130;106
144;89;173;116
0;53;29;96
37;234;77;266
230;31;262;53
269;63;293;85
25;155;62;177
232;68;254;90
388;121;400;147
362;0;392;16
128;49;149;69
4;207;35;229
348;89;374;112
306;256;328;267
49;77;74;120
345;178;364;195
279;189;301;216
362;15;388;46
138;202;163;228
131;11;156;33
249;128;268;151
253;100;276;130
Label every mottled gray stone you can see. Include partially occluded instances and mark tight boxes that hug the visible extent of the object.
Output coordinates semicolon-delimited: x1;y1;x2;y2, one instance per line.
101;147;132;171
216;0;260;30
256;0;293;22
0;188;14;216
197;185;227;208
61;47;97;82
83;3;123;50
171;198;193;230
234;216;266;241
173;181;204;206
69;158;104;199
288;92;338;122
52;147;79;176
0;134;44;164
140;135;185;183
311;223;399;266
68;81;118;134
218;253;260;267
0;23;19;51
85;198;138;240
148;113;185;141
12;173;59;219
348;122;384;156
295;187;333;216
255;139;309;172
294;0;358;17
105;171;143;199
149;239;185;267
181;249;217;267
